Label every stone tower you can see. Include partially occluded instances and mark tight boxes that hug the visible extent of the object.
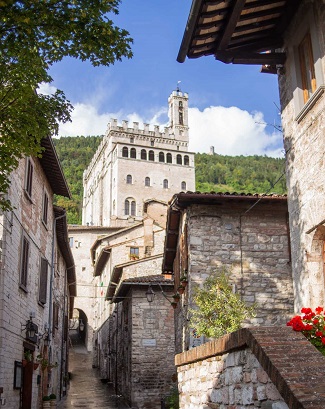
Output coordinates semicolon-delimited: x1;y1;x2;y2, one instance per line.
82;89;195;227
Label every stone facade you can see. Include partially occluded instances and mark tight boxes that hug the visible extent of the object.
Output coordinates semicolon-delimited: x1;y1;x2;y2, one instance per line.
277;0;325;311
0;138;75;408
82;90;195;227
163;193;294;353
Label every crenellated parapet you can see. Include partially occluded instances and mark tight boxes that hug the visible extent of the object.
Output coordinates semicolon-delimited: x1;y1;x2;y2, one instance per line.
106;119;171;139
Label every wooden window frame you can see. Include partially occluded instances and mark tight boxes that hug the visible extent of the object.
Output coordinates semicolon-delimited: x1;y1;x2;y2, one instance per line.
126;174;132;184
145;177;150;187
42;191;49;226
299;32;316;104
122;147;128;158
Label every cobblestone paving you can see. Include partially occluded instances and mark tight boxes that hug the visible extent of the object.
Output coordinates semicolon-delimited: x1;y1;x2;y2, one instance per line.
58;345;127;409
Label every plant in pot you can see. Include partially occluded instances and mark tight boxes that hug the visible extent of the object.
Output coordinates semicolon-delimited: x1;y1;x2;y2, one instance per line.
177;285;185;295
180;271;188;287
172;292;180;302
49;394;56;407
42;396;51;408
22;351;33;367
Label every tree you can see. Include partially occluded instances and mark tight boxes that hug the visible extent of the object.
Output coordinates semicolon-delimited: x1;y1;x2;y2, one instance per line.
190;269;255;339
0;0;132;210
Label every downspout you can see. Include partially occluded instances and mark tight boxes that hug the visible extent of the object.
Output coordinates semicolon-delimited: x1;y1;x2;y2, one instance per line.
59;266;68;399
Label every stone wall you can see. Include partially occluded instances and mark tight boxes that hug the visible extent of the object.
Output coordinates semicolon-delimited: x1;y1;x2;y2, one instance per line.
176;327;325;409
278;0;325;310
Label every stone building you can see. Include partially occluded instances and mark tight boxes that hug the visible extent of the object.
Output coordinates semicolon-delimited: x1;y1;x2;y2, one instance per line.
162;192;294;353
177;0;325;311
0;137;76;408
82;89;195;227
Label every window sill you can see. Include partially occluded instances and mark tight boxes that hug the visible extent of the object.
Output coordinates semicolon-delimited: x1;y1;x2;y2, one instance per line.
23;190;33;203
19;284;28;293
295;85;325;123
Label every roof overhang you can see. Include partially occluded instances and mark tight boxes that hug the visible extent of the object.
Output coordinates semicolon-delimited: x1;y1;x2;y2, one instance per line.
177;0;302;69
40;136;71;198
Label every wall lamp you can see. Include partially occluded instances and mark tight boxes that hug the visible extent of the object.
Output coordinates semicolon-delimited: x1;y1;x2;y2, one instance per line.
145;285;155;303
38;324;49;346
22;313;38;341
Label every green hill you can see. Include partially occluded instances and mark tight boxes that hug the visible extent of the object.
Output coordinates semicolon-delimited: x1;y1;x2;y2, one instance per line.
53;136;286;224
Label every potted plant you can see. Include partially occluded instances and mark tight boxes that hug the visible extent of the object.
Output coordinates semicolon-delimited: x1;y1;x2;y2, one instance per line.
49;393;56;407
180;271;188;287
42;396;51;408
22;351;32;367
171;301;178;310
172;292;180;302
178;285;185;295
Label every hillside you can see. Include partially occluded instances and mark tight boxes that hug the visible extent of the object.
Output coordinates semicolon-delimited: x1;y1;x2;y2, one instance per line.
53;136;286;224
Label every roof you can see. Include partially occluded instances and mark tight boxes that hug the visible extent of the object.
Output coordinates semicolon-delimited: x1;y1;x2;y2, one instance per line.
163;191;288;273
53;206;77;317
105;254;164;301
112;274;174;303
177;0;302;69
39;136;71;198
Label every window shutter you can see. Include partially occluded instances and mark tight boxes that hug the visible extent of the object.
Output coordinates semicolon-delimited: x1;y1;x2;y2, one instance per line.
39;258;48;304
20;237;29;288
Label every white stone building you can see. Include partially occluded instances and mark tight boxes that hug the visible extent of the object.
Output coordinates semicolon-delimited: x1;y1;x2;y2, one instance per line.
82;89;195;227
0;137;76;408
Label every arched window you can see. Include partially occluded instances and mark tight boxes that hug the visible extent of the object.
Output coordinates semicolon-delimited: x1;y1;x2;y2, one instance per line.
159;152;165;162
179;101;183;109
145;177;150;187
125;198;136;216
166;153;172;163
181;181;186;191
122;147;128;158
184;155;189;166
141;149;147;160
130;148;136;159
124;199;130;215
131;201;136;216
176;154;182;165
149;150;155;161
163;179;168;189
126;174;132;184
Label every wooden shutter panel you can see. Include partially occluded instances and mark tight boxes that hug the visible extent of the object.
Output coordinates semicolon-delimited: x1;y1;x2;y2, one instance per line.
39;258;48;304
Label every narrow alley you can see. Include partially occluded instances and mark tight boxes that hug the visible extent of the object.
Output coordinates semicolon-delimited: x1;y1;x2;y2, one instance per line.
58;334;128;409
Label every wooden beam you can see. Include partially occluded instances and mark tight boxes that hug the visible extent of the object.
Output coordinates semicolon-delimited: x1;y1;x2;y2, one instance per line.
239;6;285;22
215;50;286;65
218;0;246;50
243;0;285;11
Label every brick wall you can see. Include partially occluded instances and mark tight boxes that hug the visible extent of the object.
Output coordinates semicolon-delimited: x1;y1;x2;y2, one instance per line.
176;327;325;409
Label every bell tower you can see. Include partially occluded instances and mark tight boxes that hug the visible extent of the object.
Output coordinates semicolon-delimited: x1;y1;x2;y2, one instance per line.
168;87;189;143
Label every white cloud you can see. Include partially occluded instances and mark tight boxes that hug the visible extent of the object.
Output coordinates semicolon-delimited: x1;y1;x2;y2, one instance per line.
56;94;283;157
37;82;57;95
188;106;283;157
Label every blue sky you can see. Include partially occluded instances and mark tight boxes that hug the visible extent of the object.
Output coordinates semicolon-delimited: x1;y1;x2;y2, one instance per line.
44;0;284;157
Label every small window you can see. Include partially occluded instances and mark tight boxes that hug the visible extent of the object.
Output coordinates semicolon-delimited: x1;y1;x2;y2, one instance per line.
151;140;154;147
122;147;128;158
141;149;147;160
39;258;48;305
20;236;30;289
69;237;74;248
163;179;168;189
166;153;172;164
130;137;134;144
126;174;132;184
159;152;165;162
184;155;189;166
145;177;150;187
53;302;59;334
177;154;182;165
125;198;136;216
125;199;130;215
130;148;136;158
130;247;139;260
179;101;183;110
149;150;155;161
42;191;49;226
24;158;33;199
181;181;186;191
179;112;183;125
299;32;316;103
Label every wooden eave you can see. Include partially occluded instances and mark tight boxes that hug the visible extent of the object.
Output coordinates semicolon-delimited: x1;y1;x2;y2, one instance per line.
177;0;302;66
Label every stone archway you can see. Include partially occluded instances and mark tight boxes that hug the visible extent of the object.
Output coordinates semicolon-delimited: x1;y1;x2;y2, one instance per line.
307;225;325;306
69;308;88;347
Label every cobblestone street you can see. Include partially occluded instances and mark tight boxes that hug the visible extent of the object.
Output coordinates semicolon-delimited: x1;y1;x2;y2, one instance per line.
58;339;127;409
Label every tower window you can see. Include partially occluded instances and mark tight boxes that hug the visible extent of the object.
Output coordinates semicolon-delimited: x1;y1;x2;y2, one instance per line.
159;152;165;162
130;137;134;144
163;179;168;189
126;174;132;184
149;150;155;161
151;140;154;147
179;112;183;125
145;177;150;187
125;198;136;216
181;181;186;191
141;149;147;160
122;147;128;158
176;154;182;165
166;153;172;164
299;32;316;103
130;148;136;159
184;155;189;166
179;101;183;110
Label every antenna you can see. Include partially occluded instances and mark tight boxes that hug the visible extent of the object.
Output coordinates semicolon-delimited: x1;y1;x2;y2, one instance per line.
176;80;181;92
